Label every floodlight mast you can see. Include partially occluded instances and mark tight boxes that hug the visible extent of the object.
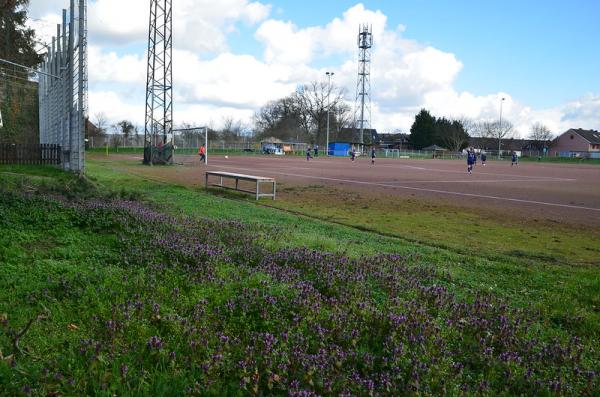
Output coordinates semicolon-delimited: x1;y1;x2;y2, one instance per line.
144;0;173;165
354;24;372;144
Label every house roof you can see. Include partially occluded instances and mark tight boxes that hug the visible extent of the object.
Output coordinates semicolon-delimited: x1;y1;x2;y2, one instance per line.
468;137;541;150
378;133;409;143
568;128;600;144
336;127;379;144
423;144;447;151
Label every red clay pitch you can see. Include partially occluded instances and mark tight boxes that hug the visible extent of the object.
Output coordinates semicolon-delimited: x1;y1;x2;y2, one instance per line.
103;153;600;227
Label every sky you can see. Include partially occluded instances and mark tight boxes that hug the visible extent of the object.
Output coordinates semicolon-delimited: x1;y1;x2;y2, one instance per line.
27;0;600;136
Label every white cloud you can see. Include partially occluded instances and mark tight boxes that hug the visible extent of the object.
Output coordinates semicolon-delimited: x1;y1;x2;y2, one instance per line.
28;0;68;18
255;4;387;65
89;91;143;125
85;0;271;52
26;13;62;51
88;46;146;84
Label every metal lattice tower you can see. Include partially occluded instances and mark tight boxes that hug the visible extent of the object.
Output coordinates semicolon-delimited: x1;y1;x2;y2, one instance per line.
144;0;173;164
354;24;372;144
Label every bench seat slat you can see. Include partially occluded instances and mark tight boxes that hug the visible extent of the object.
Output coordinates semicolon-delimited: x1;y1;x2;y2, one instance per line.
206;171;274;181
205;171;276;200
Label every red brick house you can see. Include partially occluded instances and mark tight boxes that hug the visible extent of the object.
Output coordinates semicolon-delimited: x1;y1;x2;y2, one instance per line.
549;128;600;158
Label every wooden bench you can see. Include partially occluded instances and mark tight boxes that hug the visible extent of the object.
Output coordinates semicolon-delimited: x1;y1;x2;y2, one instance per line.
205;171;276;200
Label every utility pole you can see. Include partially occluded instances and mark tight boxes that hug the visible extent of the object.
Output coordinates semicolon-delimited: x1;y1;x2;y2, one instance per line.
325;71;334;156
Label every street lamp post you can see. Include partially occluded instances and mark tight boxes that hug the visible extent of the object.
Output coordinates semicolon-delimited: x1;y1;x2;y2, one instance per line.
498;97;506;159
326;71;334;156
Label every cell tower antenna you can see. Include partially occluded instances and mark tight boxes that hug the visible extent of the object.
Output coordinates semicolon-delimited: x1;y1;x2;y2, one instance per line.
354;24;372;144
144;0;173;164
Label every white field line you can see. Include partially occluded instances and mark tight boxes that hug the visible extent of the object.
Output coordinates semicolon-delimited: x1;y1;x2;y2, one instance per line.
373;163;571;181
381;178;576;184
206;161;600;212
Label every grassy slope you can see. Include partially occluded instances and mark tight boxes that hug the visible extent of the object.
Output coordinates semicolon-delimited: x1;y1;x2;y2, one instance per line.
1;163;599;394
74;161;600;339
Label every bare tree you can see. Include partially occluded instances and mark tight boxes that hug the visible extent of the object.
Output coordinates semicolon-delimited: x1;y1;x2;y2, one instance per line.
529;122;553;151
456;116;475;137
253;82;350;144
254;96;305;142
93;112;108;136
295;80;347;143
475;120;514;154
110;134;123;148
220;117;245;143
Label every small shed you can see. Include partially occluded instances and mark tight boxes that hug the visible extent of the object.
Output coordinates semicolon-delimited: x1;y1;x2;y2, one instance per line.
328;142;371;157
328;142;351;156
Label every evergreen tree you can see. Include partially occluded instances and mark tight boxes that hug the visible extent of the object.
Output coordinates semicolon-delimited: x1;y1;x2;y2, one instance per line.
409;109;437;149
0;1;43;143
0;0;43;68
435;117;469;151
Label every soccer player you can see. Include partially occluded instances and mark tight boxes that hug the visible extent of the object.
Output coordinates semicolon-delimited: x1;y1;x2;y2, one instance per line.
467;150;475;174
371;147;376;165
306;147;312;161
481;152;487;166
313;144;318;157
198;145;206;163
511;151;518;166
350;148;356;162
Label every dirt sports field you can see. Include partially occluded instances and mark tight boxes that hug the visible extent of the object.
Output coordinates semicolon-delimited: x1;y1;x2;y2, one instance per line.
96;153;600;227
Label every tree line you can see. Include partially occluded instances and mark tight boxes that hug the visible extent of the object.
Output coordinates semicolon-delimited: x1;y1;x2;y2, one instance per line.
408;109;553;152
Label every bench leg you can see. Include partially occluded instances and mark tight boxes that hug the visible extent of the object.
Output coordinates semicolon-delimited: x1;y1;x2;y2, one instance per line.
205;173;208;189
219;176;223;186
272;181;276;200
235;178;239;190
256;181;260;200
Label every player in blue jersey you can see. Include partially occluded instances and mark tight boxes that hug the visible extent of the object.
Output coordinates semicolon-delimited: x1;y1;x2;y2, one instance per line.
467;150;475;174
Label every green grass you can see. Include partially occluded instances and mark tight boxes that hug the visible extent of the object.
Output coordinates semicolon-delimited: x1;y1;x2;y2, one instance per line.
1;162;599;395
81;161;600;336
